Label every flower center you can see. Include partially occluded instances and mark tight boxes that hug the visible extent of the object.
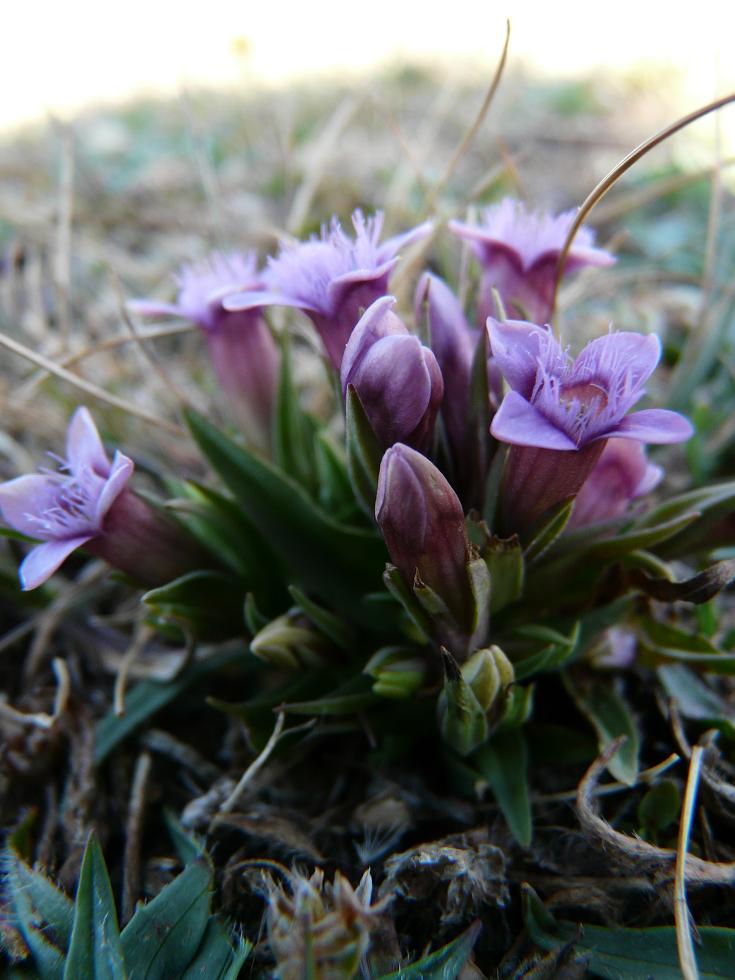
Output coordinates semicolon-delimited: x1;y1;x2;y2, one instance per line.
560;381;609;416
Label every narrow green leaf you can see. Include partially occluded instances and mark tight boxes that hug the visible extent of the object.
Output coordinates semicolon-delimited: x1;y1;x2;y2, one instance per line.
585;511;699;559
524;499;574;562
180;919;251;980
376;920;481;979
289;585;354;650
564;676;640;785
475;731;532;846
658;665;735;738
282;675;377;717
314;431;359;521
120;858;211;980
186;408;385;620
273;331;317;490
483;534;524;614
345;385;383;517
163;811;207;867
94;643;244;765
523;883;735;979
3;846;73;980
143;571;246;638
64;834;126;980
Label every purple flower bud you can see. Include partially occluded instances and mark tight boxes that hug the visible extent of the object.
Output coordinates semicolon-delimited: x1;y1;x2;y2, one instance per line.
129;252;278;452
449;198;615;325
224;211;432;369
341;297;443;451
487;318;692;532
376;444;473;632
414;273;475;460
570;438;663;528
0;408;198;590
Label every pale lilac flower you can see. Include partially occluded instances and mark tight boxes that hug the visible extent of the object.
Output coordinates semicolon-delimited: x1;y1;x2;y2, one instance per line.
341;297;443;451
224;211;432;369
570;439;663;528
376;444;473;634
414;273;475;460
449;198;614;325
487;319;692;532
0;408;197;590
129;252;278;452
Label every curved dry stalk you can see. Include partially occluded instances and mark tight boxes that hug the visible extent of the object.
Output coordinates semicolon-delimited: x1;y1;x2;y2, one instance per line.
0;327;184;435
576;738;735;888
121;750;153;924
425;19;511;210
674;745;704;980
550;91;735;322
219;711;287;815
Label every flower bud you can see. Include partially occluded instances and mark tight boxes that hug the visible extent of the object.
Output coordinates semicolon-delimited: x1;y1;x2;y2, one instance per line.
363;646;428;699
376;444;473;634
250;608;331;670
414;273;475;460
439;646;515;755
342;297;443;451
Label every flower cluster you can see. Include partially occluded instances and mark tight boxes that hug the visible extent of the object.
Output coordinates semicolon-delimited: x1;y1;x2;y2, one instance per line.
0;199;695;720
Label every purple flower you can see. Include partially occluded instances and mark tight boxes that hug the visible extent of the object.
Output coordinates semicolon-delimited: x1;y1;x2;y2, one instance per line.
341;297;443;451
129;252;279;452
570;438;663;528
224;211;432;369
414;273;475;460
449;198;614;325
376;444;473;634
488;319;692;532
0;408;197;589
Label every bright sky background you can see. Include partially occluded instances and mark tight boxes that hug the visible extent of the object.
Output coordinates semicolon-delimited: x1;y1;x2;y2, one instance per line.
3;1;734;131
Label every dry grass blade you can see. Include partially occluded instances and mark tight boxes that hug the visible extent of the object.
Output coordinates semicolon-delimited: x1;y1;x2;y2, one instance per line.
219;710;287;815
425;19;511;210
0;327;185;435
550;90;735;322
675;744;704;980
121;751;153;924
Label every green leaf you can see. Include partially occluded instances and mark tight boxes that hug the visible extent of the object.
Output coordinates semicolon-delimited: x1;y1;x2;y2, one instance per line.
143;571;246;638
658;665;735;738
523;884;735;979
173;481;281;589
524;499;574;563
483;534;524;614
564;676;640;785
180;919;251;980
186;408;385;621
282;675;377;717
345;385;383;517
273;331;317;491
314;431;359;522
376;921;481;979
512;622;580;681
583;511;698;559
474;730;532;846
637;780;680;833
641;618;735;673
3;846;74;979
120;858;212;980
289;585;354;650
64;834;126;980
94;642;244;765
163;811;207;867
630;560;735;604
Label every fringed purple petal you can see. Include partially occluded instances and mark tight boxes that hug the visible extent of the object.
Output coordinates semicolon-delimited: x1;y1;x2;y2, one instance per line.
569;332;661;397
611;409;694;444
377;219;434;261
487;318;561;399
223;290;316;313
94;453;135;524
66;407;110;477
491;391;578;450
0;475;60;537
20;536;94;590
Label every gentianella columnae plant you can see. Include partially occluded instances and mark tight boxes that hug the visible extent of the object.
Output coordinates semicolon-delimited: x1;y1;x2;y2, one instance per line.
3;187;735;975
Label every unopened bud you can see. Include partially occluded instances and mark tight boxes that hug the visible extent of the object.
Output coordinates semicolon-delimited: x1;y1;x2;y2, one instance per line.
364;646;428;699
250;608;331;670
